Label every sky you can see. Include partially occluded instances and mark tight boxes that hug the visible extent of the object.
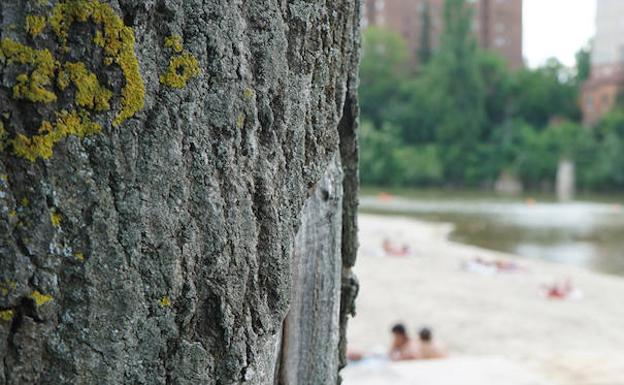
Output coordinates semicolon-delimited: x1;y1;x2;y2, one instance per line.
524;0;596;68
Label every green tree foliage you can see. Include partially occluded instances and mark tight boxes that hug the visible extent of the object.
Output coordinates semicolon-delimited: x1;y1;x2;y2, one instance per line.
359;27;409;128
359;121;403;186
478;53;511;136
428;0;484;146
384;79;438;144
514;122;588;188
584;110;624;188
508;58;580;128
360;121;443;187
575;43;591;84
419;0;486;182
417;0;433;66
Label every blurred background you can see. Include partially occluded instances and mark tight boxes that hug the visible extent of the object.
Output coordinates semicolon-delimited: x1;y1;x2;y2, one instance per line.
359;0;609;193
345;1;624;384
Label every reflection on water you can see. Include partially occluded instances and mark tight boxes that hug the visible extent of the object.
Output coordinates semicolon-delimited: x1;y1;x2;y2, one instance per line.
360;196;624;276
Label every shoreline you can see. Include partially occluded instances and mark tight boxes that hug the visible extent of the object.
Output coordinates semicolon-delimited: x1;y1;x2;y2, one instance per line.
346;214;624;385
358;194;624;277
359;186;624;205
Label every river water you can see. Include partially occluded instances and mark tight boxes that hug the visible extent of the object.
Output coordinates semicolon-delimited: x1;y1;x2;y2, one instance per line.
360;195;624;276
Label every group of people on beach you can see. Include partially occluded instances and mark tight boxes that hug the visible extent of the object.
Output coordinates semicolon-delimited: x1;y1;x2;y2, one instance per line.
388;323;447;361
347;323;447;363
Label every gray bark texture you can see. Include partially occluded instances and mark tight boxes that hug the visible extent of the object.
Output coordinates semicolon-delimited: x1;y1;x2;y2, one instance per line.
0;1;360;384
280;156;343;385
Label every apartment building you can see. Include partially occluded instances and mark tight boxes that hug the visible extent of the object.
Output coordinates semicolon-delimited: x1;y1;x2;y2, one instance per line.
363;0;524;69
581;0;624;125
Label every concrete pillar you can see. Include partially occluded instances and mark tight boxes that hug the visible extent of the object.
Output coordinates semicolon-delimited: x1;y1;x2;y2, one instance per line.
556;159;575;202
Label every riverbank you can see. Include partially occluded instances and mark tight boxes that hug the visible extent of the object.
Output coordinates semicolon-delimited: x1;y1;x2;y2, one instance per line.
360;186;624;205
359;194;624;276
344;214;624;385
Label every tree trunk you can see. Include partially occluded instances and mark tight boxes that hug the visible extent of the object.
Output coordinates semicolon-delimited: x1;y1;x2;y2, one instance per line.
279;156;343;385
0;1;360;384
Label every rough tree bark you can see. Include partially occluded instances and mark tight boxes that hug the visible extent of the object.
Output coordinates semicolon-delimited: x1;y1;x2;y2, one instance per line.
0;1;360;384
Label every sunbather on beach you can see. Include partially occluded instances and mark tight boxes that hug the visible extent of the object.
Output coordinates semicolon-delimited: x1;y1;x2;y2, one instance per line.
543;278;583;300
416;327;448;360
389;323;419;361
463;256;523;274
382;239;411;257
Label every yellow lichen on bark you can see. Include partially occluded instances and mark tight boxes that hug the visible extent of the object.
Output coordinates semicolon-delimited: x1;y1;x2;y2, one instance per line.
0;310;14;322
0;39;58;104
236;113;245;129
50;208;62;227
75;252;86;262
0;280;16;296
160;34;200;89
93;30;105;47
160;52;201;89
164;35;184;53
26;15;47;37
48;0;145;126
30;290;53;306
11;110;101;162
12;121;56;161
243;88;254;100
58;62;113;111
159;296;171;307
113;29;145;126
2;0;146;161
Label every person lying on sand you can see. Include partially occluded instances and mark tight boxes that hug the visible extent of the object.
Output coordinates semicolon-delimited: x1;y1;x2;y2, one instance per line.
542;278;583;300
463;256;523;275
416;327;448;360
389;323;419;361
346;349;365;362
382;239;411;257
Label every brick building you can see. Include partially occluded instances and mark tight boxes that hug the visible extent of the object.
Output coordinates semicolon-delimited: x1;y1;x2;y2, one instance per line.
363;0;524;69
581;0;624;126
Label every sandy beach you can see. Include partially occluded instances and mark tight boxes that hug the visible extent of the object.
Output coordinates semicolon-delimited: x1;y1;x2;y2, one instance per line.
344;214;624;385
